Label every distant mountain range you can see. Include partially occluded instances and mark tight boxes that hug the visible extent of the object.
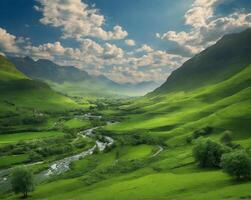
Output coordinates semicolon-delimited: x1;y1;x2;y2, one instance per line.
0;55;82;118
9;57;159;97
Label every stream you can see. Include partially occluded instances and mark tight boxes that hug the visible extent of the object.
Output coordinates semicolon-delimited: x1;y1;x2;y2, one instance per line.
0;114;114;192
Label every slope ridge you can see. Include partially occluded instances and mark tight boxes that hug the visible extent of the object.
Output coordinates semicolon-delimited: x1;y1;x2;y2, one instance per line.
152;28;251;94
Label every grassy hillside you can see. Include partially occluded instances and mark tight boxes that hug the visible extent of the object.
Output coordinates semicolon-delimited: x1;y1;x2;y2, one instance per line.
1;31;251;200
107;65;251;149
0;55;85;116
0;55;27;80
2;63;249;200
153;28;251;94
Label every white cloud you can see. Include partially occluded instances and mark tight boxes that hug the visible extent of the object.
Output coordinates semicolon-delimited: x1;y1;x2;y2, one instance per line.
103;43;124;59
36;0;128;41
25;42;63;60
125;39;136;46
105;66;167;84
136;44;153;53
157;0;251;56
23;39;184;83
0;28;20;53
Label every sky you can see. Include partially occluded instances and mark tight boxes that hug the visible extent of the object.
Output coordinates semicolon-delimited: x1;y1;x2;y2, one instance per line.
0;0;251;83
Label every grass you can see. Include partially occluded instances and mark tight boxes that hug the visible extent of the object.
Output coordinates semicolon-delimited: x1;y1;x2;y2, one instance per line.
0;60;251;199
8;169;249;200
0;154;29;169
106;65;251;141
64;118;91;129
119;145;154;160
0;56;89;117
0;131;65;145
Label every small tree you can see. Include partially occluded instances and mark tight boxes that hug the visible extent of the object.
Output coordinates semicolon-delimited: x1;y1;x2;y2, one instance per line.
11;167;35;198
221;151;251;180
193;126;213;139
220;131;233;145
193;138;229;168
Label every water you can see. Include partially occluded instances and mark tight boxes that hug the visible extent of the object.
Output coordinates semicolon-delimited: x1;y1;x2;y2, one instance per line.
0;114;115;192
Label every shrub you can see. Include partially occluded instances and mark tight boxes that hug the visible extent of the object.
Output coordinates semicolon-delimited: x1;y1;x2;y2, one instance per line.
11;167;35;198
220;131;233;145
29;152;43;162
193;138;229;168
193;126;213;139
22;115;46;125
118;133;164;146
186;136;193;144
221;150;251;180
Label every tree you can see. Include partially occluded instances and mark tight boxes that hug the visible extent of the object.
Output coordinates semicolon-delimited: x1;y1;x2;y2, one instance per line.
193;138;229;168
11;167;35;198
221;150;251;180
220;131;233;145
193;126;213;139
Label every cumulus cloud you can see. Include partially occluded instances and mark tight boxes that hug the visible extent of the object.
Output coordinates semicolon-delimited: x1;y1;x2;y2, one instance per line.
105;66;167;84
24;41;69;60
125;39;136;46
22;39;183;83
103;43;124;59
157;0;251;56
136;44;153;53
0;28;20;53
36;0;128;41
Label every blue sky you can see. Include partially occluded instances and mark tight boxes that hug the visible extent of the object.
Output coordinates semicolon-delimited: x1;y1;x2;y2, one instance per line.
0;0;251;83
0;0;192;48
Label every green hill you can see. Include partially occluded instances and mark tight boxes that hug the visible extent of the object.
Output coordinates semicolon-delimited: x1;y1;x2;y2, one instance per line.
0;56;83;117
1;30;251;200
152;28;251;94
14;61;250;200
99;29;251;200
0;55;27;80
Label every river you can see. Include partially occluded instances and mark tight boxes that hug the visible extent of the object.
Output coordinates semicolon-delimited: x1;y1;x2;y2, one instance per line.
0;114;114;192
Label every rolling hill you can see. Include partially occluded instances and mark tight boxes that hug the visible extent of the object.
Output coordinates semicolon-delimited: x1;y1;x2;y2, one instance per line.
0;55;83;117
9;57;159;97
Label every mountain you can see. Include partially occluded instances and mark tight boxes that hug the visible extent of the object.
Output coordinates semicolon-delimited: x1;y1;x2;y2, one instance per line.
9;56;92;83
101;29;251;200
152;28;251;94
0;55;83;117
9;56;159;97
0;55;27;81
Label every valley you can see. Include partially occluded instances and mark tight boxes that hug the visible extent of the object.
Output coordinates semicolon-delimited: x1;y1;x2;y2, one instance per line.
0;29;251;200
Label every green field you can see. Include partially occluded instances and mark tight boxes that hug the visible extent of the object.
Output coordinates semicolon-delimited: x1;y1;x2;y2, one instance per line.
0;154;29;169
64;118;91;129
2;65;251;200
0;131;65;145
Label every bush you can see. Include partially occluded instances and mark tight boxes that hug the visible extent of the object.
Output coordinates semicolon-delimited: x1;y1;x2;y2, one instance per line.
220;131;233;145
221;150;251;180
29;152;43;162
193;126;213;139
193;139;229;168
186;136;193;144
117;133;164;146
22;115;46;125
11;167;35;198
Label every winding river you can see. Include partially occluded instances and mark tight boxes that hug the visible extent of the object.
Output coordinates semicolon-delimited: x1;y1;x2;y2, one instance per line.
0;114;114;192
